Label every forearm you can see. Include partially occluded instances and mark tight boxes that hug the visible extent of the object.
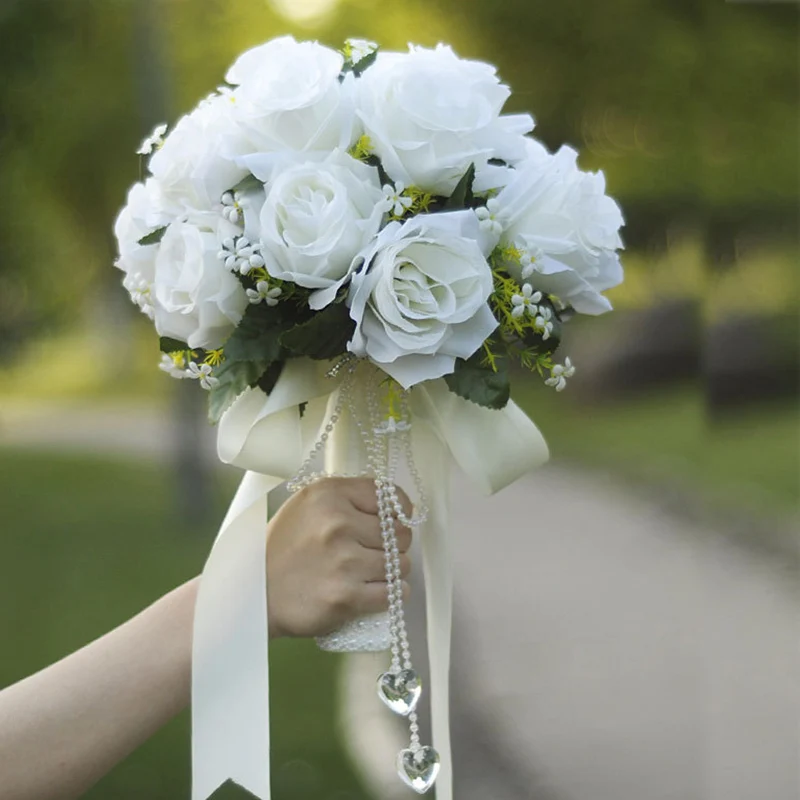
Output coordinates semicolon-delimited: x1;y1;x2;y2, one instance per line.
0;577;199;800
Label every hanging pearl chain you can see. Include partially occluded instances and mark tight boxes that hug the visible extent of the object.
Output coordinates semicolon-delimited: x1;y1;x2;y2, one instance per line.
288;358;430;760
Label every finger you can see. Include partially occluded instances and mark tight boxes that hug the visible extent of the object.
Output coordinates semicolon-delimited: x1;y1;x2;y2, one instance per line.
358;580;411;614
336;477;380;516
359;551;411;583
353;512;412;554
351;511;384;550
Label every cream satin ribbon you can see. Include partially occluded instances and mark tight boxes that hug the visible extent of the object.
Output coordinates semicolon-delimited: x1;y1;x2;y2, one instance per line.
191;358;549;800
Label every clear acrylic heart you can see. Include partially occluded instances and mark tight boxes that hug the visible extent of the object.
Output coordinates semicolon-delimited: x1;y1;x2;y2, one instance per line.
376;669;421;716
396;746;440;794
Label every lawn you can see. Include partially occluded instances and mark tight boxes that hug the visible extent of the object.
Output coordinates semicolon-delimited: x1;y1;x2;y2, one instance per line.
0;450;372;800
515;382;799;518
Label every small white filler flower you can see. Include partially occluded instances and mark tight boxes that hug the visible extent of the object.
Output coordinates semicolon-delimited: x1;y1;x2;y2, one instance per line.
187;362;219;390
475;198;502;236
217;236;265;275
245;281;282;306
344;38;378;64
545;357;575;392
374;416;412;436
381;182;413;217
520;245;545;279
158;353;189;379
511;284;542;318
533;305;554;340
220;191;244;224
136;123;168;156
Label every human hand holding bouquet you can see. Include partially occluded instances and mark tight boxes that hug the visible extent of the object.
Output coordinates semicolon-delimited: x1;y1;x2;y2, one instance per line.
115;36;624;798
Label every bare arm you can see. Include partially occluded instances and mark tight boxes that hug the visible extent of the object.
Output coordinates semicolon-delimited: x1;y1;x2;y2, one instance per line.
0;579;199;800
0;478;412;800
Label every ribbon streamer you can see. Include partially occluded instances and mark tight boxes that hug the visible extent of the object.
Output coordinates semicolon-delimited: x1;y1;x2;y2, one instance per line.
191;358;549;800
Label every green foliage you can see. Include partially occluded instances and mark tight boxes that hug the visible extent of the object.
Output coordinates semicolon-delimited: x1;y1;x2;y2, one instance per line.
442;163;476;210
280;302;355;361
158;337;188;354
228;174;263;194
223;304;285;364
445;351;510;409
207;358;266;423
137;226;167;246
341;44;379;77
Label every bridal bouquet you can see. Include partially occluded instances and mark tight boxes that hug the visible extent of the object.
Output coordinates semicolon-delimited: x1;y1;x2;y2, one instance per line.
114;36;623;799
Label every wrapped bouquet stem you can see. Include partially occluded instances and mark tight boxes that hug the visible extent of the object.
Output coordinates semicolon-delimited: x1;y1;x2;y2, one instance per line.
114;35;624;799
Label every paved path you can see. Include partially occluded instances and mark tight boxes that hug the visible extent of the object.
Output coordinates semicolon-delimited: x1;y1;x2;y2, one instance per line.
2;401;797;800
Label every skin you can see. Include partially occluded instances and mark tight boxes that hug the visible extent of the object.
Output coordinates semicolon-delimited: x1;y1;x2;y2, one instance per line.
0;477;412;800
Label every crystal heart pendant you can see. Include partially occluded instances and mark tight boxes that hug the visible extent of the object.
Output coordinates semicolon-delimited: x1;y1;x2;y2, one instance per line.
376;669;422;716
397;746;440;794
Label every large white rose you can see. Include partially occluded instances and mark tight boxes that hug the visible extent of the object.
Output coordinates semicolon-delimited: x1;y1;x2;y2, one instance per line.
494;144;625;315
151;215;248;349
148;92;250;215
356;44;533;196
240;150;385;309
226;36;355;153
347;210;498;388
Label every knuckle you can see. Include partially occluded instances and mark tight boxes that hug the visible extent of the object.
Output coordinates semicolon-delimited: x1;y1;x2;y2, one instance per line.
326;581;355;615
321;511;351;544
334;547;360;576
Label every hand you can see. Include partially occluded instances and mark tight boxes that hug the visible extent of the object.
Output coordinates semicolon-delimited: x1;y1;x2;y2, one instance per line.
266;477;413;639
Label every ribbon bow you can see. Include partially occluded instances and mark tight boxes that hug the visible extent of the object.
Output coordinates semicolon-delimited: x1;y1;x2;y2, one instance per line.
191;358;548;799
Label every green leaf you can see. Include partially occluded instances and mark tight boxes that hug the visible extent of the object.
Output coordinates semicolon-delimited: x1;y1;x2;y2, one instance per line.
158;337;188;354
256;361;284;395
443;163;476;210
137;226;167;246
351;49;378;76
363;155;392;190
444;352;510;409
207;359;267;424
229;174;263;194
280;302;355;360
223;304;285;364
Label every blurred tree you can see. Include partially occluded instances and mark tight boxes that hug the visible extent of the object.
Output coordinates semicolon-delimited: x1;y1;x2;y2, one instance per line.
0;0;796;353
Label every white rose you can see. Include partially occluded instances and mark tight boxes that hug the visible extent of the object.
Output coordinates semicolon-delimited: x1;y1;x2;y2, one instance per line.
114;179;173;318
226;36;355;153
148;92;249;214
495;144;624;314
241;150;385;309
151;216;248;349
347;210;498;388
356;44;533;196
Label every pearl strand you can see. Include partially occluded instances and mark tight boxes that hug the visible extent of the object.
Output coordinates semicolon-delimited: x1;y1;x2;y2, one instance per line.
288;359;437;782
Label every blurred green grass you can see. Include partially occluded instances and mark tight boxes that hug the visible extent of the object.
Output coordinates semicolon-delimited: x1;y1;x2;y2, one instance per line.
516;383;799;517
0;450;372;800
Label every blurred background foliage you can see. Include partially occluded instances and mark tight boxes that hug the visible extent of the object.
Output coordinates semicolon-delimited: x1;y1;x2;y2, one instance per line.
0;1;797;798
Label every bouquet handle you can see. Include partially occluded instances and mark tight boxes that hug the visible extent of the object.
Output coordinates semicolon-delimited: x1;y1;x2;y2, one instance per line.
316;387;392;653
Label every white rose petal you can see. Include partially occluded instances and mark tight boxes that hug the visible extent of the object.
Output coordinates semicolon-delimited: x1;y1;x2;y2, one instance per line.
226;36;355;153
347;210;498;388
494;144;624;314
151;217;248;350
148;92;250;215
356;44;533;196
243;150;385;309
114;179;174;316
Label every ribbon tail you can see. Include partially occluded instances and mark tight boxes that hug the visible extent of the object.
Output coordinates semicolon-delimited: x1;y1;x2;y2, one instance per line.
192;471;281;800
414;422;454;800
